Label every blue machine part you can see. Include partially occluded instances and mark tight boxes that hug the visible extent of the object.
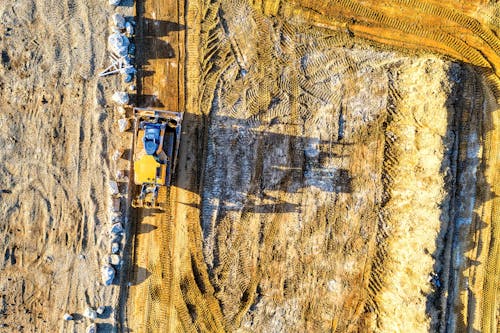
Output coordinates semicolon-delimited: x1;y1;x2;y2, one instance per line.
143;124;162;155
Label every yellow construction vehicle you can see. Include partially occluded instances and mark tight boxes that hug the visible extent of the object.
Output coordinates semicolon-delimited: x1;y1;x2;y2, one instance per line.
131;108;183;209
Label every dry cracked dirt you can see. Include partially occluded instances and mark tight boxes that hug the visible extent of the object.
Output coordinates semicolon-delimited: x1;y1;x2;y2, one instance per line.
0;0;499;332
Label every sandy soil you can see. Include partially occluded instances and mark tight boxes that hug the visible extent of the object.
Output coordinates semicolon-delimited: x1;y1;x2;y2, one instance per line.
0;0;133;331
0;0;499;332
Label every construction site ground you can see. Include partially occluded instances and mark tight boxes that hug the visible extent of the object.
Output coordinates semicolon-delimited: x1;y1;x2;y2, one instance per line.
0;0;498;332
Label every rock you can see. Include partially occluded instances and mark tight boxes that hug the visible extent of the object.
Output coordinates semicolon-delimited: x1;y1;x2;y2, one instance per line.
110;223;124;235
109;180;119;195
111;148;124;161
118;118;131;132
83;307;97;320
115;170;129;182
128;43;136;55
123;55;132;66
109;0;121;5
129;85;136;91
108;254;121;266
124;66;136;75
101;265;115;286
111;242;120;254
112;13;125;29
123;74;133;83
108;33;130;57
116;106;126;116
111;91;129;105
115;169;124;179
111;213;122;224
125;21;134;36
63;313;73;321
96;306;106;315
86;323;97;333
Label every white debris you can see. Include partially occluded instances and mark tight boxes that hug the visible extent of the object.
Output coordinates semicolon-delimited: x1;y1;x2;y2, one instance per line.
112;13;126;29
109;180;119;195
118;118;131;132
115;170;129;182
111;91;129;105
109;0;121;5
63;313;73;321
108;33;130;57
327;279;341;293
86;323;97;333
117;106;126;116
110;223;124;235
125;21;134;35
129;85;136;91
83;307;97;320
111;242;120;254
111;148;124;161
108;254;121;266
96;306;106;315
99;55;134;78
101;265;115;286
123;55;132;65
111;212;122;223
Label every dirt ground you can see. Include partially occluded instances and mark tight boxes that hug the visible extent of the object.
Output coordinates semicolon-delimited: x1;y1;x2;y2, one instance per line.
0;0;137;331
0;0;499;332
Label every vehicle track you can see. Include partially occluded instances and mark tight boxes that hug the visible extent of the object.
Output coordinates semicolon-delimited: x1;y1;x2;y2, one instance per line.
120;1;499;332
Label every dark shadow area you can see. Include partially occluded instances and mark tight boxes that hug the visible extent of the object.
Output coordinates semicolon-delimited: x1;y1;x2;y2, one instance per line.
424;63;497;333
70;313;83;321
128;264;152;286
133;4;187;104
125;111;354;198
97;306;114;320
168;112;355;244
137;37;176;60
128;94;165;108
179;199;300;215
115;0;134;8
136;69;155;78
141;18;186;37
136;223;158;234
97;323;133;332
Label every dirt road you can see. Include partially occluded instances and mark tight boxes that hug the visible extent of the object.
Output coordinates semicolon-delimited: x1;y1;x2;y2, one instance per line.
120;0;192;331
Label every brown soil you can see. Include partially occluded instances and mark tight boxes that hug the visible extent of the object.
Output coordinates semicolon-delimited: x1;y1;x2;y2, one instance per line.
0;0;498;332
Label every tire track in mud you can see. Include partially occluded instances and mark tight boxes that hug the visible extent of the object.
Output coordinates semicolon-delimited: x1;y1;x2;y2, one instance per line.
194;1;405;331
285;0;500;73
189;1;500;332
271;1;500;331
122;0;226;331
